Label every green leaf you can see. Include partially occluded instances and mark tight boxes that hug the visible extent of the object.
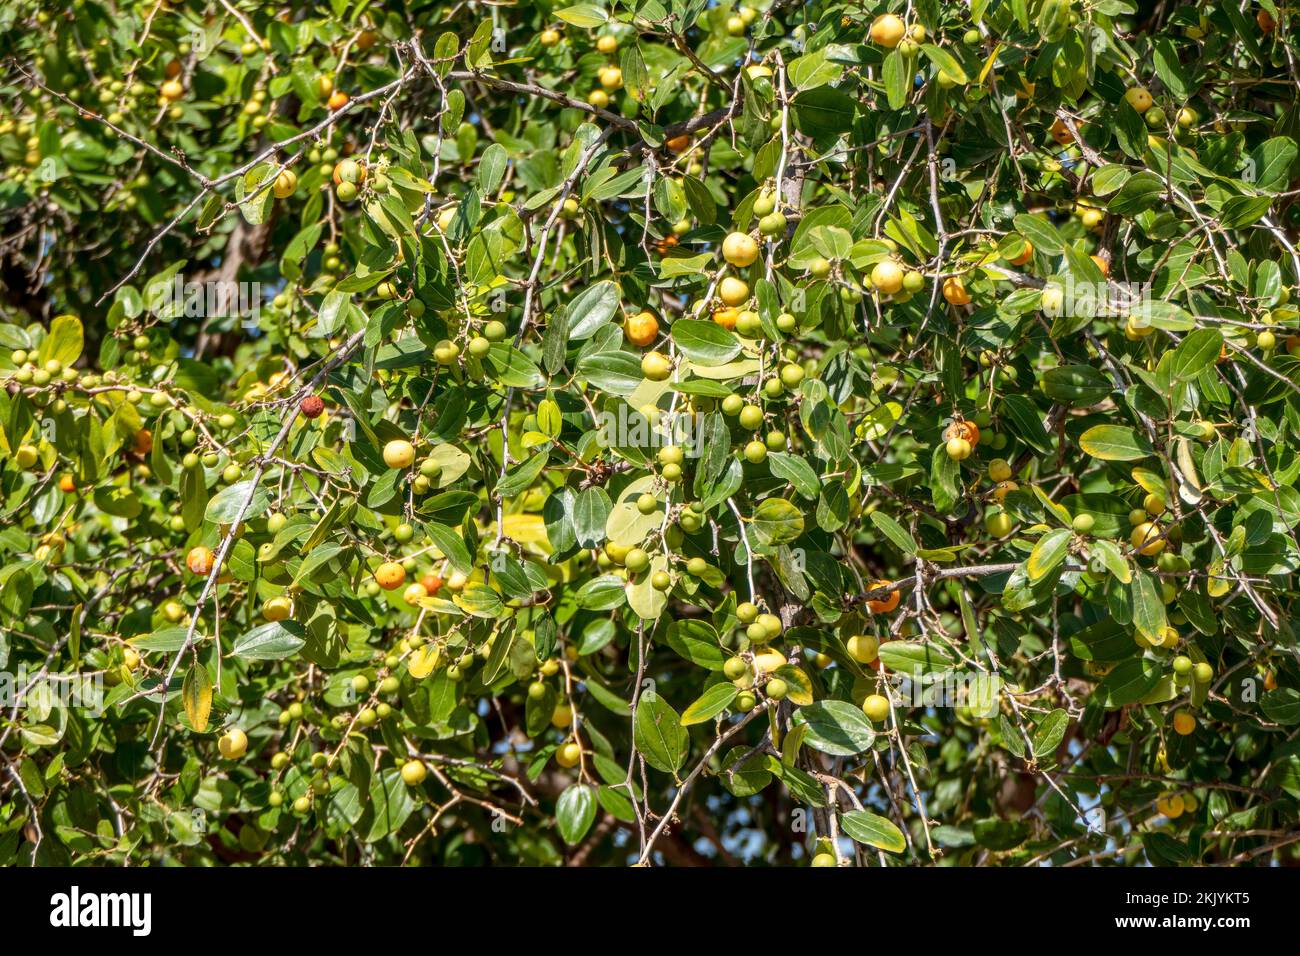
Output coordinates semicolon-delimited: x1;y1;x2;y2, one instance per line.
1078;425;1153;461
633;692;688;773
670;319;742;365
205;479;271;524
680;683;739;725
231;621;306;660
870;510;917;556
841;810;906;853
1026;528;1071;581
556;783;597;844
796;700;876;756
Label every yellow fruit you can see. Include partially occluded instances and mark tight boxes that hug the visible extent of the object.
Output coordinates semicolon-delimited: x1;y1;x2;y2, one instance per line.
401;759;428;785
869;14;906;48
551;703;574;728
1123;86;1154;113
218;728;248;759
1130;521;1165;556
383;439;416;469
262;596;292;622
993;480;1018;503
862;694;891;722
272;168;297;199
599;66;623;91
160;79;184;101
870;259;905;294
556;741;582;767
718;276;750;307
846;634;879;664
722;232;759;267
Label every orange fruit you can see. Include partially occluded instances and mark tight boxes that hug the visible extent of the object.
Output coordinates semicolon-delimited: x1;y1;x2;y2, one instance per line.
1007;238;1034;266
327;90;350;111
420;572;444;595
58;474;76;493
375;562;406;590
944;419;980;446
866;580;900;614
942;276;971;305
623;310;659;347
187;546;215;576
665;134;691;154
712;307;739;330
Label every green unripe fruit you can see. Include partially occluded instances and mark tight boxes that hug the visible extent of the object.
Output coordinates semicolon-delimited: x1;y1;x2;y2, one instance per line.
651;571;671;591
636;493;658;515
686;557;708;576
624;547;650;573
722;394;745;416
738;405;764;430
736;602;759;624
765;678;788;700
1072;513;1095;534
744;440;768;464
724;656;750;680
1193;662;1213;684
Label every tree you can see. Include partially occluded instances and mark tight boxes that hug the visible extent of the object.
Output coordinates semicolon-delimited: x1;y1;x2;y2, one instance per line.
0;0;1298;868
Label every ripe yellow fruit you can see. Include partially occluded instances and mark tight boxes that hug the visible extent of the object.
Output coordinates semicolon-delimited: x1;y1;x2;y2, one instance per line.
596;34;618;54
599;66;623;91
1130;521;1165;556
869;14;907;48
862;694;891;722
722;231;759;267
551;703;574;728
556;741;582;767
160;79;184;101
383;439;415;469
1123;86;1154;113
403;582;429;605
988;458;1012;482
846;634;879;664
218;728;248;759
272;168;297;199
641;351;671;381
262;596;292;622
718;276;751;307
946;437;972;460
870;259;905;294
993;480;1018;503
401;759;428;785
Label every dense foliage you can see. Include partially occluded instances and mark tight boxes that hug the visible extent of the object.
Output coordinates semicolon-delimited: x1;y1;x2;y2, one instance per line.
2;0;1300;867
